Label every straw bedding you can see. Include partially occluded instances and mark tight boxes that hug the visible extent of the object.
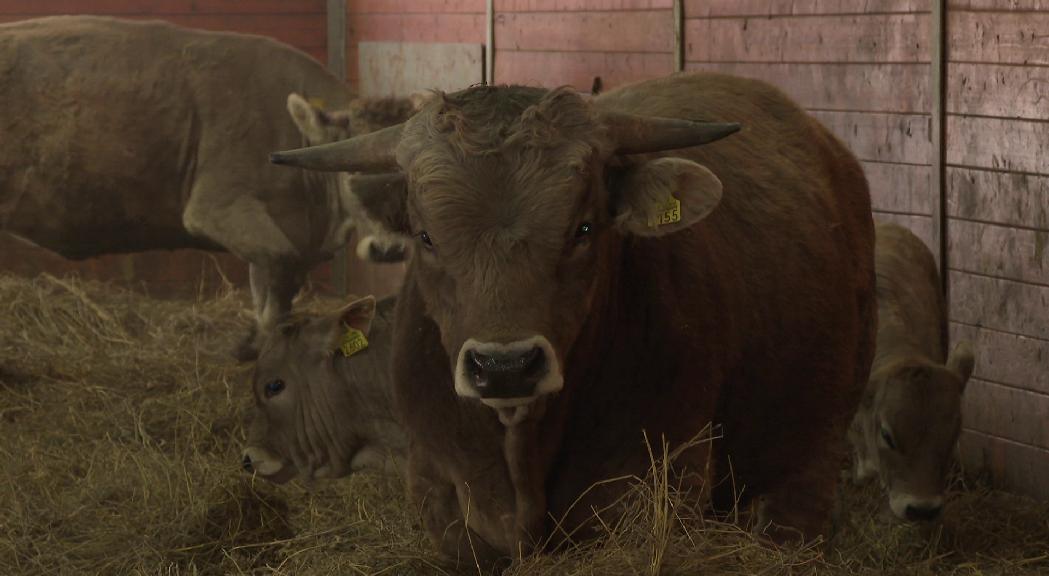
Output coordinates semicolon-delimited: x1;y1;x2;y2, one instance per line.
0;273;1045;575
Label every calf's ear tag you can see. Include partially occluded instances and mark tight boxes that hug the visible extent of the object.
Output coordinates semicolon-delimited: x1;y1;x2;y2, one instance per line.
308;97;326;109
338;324;369;357
648;196;682;228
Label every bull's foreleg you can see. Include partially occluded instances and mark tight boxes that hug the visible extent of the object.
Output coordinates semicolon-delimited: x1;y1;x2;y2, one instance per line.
752;449;842;545
407;453;510;574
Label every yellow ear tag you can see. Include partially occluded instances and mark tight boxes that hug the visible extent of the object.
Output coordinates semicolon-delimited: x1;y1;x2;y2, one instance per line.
338;324;369;357
648;196;682;228
308;97;326;109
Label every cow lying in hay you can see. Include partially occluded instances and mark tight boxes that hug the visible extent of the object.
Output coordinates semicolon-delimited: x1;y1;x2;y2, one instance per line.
272;72;878;567
849;222;975;522
242;295;405;484
0;16;412;360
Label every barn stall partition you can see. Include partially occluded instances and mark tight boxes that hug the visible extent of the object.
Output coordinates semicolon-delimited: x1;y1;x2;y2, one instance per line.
344;0;1048;501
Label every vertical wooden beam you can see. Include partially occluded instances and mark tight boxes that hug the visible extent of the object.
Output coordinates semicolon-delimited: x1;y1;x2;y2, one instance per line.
327;0;348;295
485;0;495;84
673;0;684;73
931;0;948;301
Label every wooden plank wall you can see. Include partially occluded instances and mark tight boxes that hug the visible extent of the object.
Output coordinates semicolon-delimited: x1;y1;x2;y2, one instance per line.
684;0;935;248
946;0;1049;500
492;0;674;90
0;0;329;296
345;1;487;89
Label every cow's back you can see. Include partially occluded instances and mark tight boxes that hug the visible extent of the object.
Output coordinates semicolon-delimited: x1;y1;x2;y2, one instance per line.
0;16;347;257
873;222;945;365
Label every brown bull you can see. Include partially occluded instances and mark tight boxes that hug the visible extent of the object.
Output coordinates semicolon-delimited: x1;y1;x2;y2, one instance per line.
0;16;412;358
849;223;975;521
273;72;877;564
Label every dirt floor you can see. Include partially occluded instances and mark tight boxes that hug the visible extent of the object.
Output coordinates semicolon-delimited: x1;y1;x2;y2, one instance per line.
1;273;1046;575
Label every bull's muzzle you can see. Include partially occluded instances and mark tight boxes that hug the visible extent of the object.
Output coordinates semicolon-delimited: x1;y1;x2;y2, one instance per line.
455;336;563;423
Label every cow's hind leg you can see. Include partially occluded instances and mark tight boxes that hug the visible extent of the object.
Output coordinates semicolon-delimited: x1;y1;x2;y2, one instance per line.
235;261;306;360
183;188;306;361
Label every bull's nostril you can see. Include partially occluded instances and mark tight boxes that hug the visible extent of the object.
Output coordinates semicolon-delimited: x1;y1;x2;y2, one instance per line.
242;454;254;472
521;347;545;378
905;504;942;522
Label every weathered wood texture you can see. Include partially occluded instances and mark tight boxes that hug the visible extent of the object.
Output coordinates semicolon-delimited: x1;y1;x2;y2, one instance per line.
0;0;330;294
346;0;486;86
946;4;1049;499
684;5;935;256
960;430;1049;499
494;6;673;89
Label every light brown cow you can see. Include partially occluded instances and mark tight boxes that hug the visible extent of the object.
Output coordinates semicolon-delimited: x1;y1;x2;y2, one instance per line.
243;295;405;483
272;72;877;566
849;222;975;521
0;16;412;359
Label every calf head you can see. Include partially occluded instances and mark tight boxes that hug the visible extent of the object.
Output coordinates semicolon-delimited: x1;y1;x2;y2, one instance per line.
272;86;738;425
287;93;418;263
242;295;403;483
859;342;975;521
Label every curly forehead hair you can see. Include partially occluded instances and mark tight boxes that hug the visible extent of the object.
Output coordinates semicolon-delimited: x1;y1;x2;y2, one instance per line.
396;85;611;164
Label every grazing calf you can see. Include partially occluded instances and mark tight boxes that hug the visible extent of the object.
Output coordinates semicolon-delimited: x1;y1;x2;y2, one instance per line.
242;296;405;483
849;223;975;521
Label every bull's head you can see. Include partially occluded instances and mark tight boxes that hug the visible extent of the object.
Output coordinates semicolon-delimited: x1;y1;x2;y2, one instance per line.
271;86;738;425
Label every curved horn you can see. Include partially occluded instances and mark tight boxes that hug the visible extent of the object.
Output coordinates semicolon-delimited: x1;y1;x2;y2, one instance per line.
270;123;404;172
602;111;740;155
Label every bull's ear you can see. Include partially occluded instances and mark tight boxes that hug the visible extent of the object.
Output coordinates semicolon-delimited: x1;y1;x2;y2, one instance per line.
287;93;339;144
342;172;411;236
329;295;377;358
947;341;976;391
610;157;723;237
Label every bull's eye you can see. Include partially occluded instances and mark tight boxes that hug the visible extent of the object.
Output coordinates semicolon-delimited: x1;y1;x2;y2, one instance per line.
880;425;897;451
264;379;286;399
574;222;593;242
419;230;434;250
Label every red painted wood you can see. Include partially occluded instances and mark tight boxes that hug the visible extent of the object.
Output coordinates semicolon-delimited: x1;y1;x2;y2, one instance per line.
495;50;672;89
495;0;672;11
964;379;1049;450
950;10;1049;66
949;271;1049;340
494;10;673;53
949;219;1049;286
948;62;1049;121
960;430;1049;500
810;110;931;165
947;116;1049;177
951;322;1049;395
348;0;485;13
864;162;934;214
685;14;929;63
685;62;930;113
951;0;1049;8
947;167;1049;231
348;12;486;43
683;0;929;17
